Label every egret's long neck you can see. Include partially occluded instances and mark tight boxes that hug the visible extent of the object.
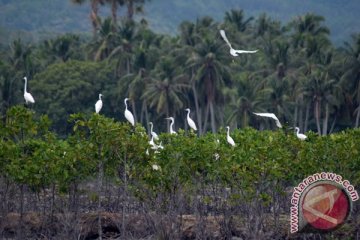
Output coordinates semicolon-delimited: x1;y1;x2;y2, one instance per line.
227;128;230;136
150;123;153;132
187;111;190;119
99;94;102;100
296;128;300;134
24;78;27;93
170;120;174;131
124;100;128;110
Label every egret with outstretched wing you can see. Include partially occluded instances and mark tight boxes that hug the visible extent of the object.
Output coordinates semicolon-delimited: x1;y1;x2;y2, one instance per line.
253;112;282;128
220;30;258;56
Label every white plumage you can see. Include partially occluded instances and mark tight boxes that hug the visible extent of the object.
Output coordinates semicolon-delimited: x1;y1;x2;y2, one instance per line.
226;126;236;147
185;108;197;131
295;127;307;140
23;77;35;104
95;93;103;113
220;30;258;56
124;98;135;126
152;164;160;171
165;117;177;134
253;112;282;128
149;122;159;140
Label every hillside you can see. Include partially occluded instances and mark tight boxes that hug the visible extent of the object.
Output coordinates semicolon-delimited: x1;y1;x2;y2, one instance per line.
0;0;360;44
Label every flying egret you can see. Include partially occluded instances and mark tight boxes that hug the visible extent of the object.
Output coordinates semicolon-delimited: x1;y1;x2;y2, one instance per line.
253;112;282;128
95;93;103;113
226;126;236;147
124;98;135;126
220;30;258;56
23;77;35;104
295;127;307;140
165;117;177;134
185;108;197;131
149;122;159;140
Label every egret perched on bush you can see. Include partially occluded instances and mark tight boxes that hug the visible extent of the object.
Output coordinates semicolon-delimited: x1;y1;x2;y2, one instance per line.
95;93;103;113
185;108;197;131
253;112;282;128
165;117;177;134
226;126;236;147
295;127;307;140
220;30;258;56
149;122;159;140
23;77;35;104
152;164;160;171
124;98;135;126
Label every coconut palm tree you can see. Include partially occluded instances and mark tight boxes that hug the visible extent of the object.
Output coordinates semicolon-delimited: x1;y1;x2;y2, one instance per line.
187;33;231;133
142;56;189;122
224;9;254;32
71;0;105;38
341;34;360;127
226;73;269;128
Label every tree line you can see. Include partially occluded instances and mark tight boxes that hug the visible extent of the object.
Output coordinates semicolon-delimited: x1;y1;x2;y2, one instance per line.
0;2;359;137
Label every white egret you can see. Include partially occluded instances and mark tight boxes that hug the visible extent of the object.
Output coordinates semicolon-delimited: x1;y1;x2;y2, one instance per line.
149;135;155;147
149;122;159;140
124;98;135;126
23;77;35;104
149;136;163;155
220;30;258;56
226;126;236;147
185;108;197;131
95;93;103;113
152;164;160;171
295;127;307;140
253;112;282;128
165;117;177;134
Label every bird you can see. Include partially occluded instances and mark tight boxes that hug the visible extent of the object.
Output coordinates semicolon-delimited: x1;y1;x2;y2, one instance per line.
149;136;163;154
165;117;177;134
152;164;160;171
253;112;282;128
149;136;156;148
185;108;197;131
23;77;35;104
226;126;236;147
95;93;103;113
220;30;258;56
295;127;307;140
124;98;135;126
149;122;159;140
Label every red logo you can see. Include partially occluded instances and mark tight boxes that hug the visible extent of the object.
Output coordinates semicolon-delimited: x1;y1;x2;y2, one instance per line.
301;183;350;230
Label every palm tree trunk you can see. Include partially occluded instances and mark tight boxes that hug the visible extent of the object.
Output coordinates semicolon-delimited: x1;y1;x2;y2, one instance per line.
209;101;216;133
314;99;321;135
242;111;248;128
329;114;337;134
299;99;304;131
90;0;101;38
304;102;310;132
191;72;202;134
126;0;134;19
322;103;329;135
203;103;210;133
131;99;137;123
355;106;360;128
293;100;298;129
111;0;118;31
